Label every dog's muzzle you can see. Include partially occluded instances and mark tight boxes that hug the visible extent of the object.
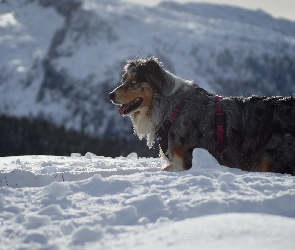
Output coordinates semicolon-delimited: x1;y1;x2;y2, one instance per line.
109;91;116;101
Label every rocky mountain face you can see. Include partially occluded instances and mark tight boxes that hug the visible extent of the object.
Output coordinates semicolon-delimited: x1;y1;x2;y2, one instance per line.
1;0;295;140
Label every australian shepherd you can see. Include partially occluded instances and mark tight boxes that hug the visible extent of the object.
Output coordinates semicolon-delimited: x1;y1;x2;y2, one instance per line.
109;57;295;175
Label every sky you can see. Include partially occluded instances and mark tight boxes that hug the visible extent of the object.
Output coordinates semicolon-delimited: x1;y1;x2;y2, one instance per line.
122;0;295;21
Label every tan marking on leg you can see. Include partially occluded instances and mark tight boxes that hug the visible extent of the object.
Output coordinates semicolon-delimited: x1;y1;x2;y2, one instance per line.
260;158;272;172
162;147;185;172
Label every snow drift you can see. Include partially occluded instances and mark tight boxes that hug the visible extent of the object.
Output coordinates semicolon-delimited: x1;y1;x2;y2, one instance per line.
1;149;295;249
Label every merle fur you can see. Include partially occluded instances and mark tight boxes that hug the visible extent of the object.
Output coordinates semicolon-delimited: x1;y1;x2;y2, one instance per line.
121;57;295;175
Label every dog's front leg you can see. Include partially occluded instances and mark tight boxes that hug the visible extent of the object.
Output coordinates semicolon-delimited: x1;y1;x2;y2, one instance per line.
162;147;192;172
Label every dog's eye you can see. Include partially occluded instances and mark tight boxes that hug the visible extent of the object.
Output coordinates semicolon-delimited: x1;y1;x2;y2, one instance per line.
131;80;137;85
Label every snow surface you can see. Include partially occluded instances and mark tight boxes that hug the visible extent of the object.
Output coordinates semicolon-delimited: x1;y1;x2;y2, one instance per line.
1;149;295;249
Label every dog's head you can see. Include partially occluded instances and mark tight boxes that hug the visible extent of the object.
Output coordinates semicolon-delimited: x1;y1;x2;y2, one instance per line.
109;57;163;116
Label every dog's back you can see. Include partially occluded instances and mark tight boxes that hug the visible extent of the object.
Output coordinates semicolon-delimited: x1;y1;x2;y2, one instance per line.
220;95;295;175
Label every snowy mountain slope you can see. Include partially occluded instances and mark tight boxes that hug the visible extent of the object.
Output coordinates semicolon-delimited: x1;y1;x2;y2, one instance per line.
0;149;295;249
0;0;64;115
160;1;295;37
1;0;295;138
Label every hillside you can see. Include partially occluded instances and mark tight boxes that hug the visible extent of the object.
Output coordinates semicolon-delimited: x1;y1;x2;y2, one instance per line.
1;0;295;139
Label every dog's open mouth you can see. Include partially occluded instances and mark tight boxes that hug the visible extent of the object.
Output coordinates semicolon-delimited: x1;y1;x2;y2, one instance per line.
119;97;143;115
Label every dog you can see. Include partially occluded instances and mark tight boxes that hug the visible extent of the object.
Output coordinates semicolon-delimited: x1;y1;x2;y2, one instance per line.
109;57;295;175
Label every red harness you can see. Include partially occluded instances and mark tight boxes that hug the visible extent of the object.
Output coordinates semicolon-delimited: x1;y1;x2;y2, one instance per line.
215;96;225;152
156;94;225;157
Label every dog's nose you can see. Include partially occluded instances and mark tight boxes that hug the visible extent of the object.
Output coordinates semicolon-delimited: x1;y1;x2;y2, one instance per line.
109;91;116;100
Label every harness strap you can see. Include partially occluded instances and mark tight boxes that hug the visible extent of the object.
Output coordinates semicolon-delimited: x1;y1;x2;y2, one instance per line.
156;92;226;158
215;96;225;152
169;102;185;122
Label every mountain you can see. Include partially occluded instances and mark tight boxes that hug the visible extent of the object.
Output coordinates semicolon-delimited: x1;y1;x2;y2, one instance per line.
1;0;295;140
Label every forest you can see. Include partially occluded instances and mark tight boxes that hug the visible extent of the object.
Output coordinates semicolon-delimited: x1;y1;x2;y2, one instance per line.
0;115;158;157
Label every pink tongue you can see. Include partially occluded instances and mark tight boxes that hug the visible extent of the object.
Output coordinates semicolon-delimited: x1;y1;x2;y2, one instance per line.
119;103;130;115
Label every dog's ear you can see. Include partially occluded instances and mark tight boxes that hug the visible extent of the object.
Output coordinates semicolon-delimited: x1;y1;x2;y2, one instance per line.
144;57;163;76
139;57;164;93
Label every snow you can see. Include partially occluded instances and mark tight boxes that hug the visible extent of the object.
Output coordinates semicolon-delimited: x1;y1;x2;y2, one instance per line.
1;148;295;249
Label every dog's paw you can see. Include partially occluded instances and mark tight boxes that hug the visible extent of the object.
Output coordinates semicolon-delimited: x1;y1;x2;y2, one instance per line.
162;164;183;172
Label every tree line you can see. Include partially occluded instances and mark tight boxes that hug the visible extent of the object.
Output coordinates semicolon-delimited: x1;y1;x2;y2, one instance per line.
0;115;158;158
